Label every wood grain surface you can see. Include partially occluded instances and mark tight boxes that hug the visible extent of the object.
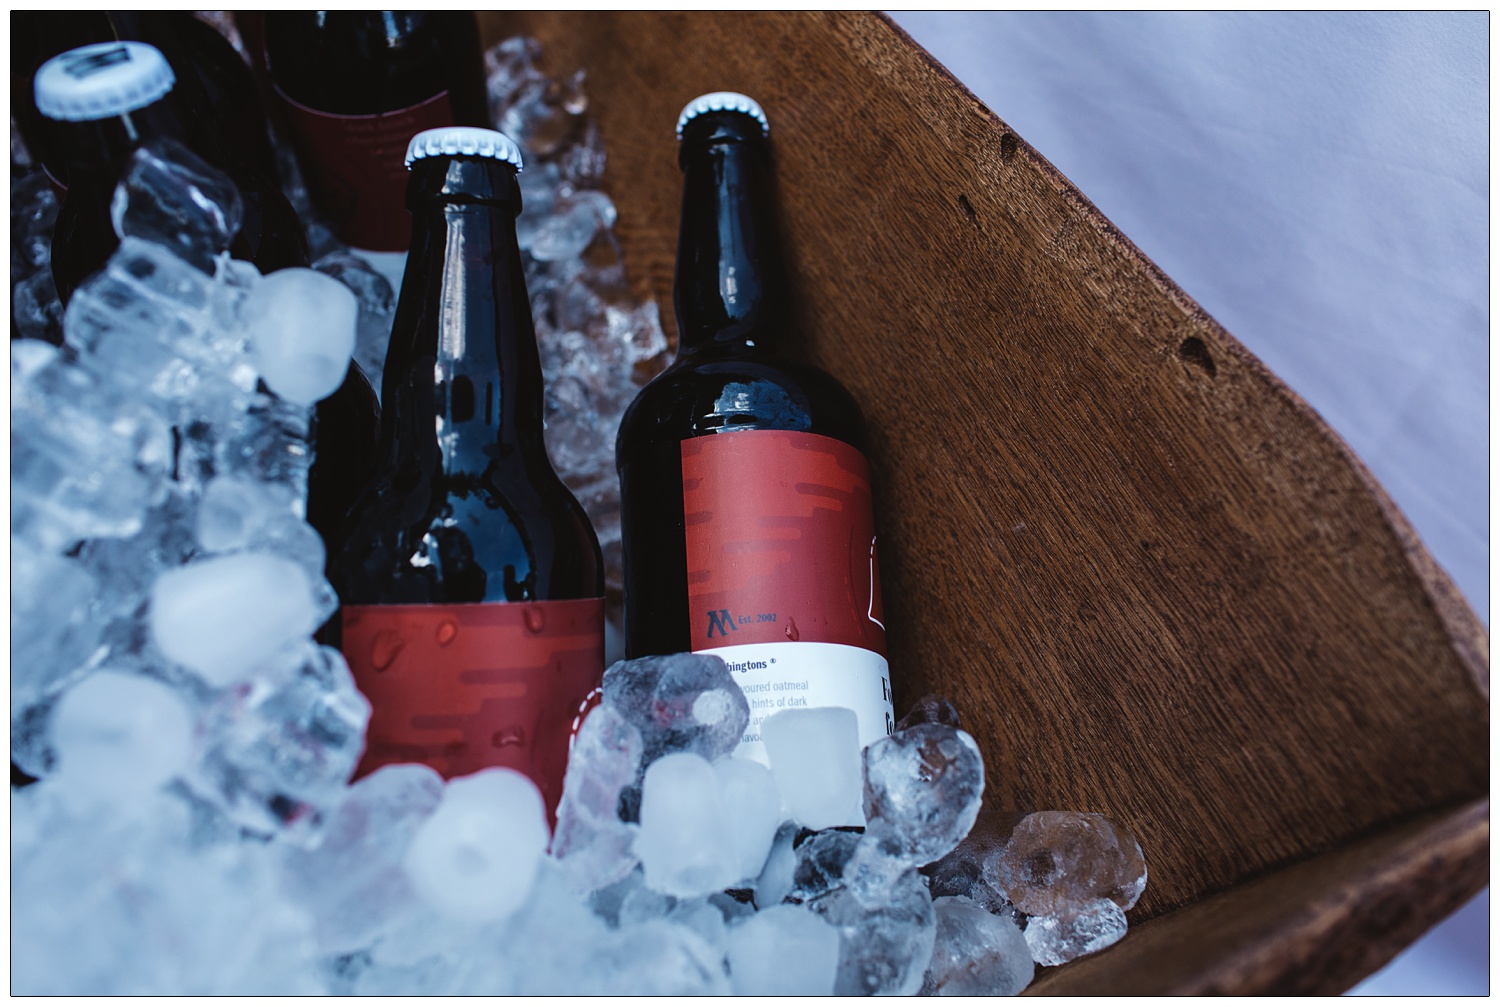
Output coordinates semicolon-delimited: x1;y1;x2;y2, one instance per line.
477;11;1488;991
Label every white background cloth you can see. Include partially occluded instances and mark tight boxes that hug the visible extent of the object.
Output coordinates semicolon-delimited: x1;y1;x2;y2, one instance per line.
889;11;1488;996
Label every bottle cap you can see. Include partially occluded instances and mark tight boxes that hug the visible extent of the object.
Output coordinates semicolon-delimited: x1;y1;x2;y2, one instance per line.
676;92;769;139
34;41;176;122
405;126;524;171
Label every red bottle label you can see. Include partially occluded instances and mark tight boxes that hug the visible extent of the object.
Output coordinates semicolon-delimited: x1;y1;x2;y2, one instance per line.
341;598;605;820
273;86;455;252
682;430;886;656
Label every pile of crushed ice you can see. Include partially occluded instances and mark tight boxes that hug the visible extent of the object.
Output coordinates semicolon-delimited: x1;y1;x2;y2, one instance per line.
10;31;1148;997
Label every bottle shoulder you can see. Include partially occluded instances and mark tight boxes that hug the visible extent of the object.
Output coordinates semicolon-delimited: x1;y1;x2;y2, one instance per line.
619;345;869;456
335;457;602;607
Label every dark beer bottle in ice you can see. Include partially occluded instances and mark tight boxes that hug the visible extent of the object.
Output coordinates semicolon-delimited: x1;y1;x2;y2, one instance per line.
33;41;379;574
616;93;894;771
33;40;308;306
260;12;488;281
13;12;280;191
333;127;605;819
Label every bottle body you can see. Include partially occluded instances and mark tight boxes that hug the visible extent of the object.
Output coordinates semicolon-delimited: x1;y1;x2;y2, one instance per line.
616;101;894;777
334;141;604;817
261;12;487;263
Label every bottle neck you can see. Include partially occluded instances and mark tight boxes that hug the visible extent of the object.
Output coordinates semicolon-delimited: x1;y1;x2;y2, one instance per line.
382;156;546;472
50;96;185;188
674;116;790;352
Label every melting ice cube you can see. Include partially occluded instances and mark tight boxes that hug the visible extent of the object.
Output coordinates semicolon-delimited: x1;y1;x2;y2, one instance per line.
761;706;864;830
403;768;550;923
241;267;357;406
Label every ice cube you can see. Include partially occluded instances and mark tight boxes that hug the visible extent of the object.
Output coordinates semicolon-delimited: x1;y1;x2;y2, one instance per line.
807;859;936;996
196;475;289;552
713;756;783;882
12;786;324;995
279;763;445;954
62;237;250;417
788;827;862;904
11;340;173;550
149;552;323;685
312;250;396;398
895;692;963;731
666;896;732;955
754;821;800;908
12;169;60;274
215;391;313;503
241;267;358;406
726;903;841;995
761;706;864;830
191;641;370;840
922;894;1034;996
1022;897;1129;966
985;810;1148;916
12;266;64;344
925;837;1015;917
529;189;615;262
633;751;740;897
601;652;750;767
551;703;645;894
111;138;243;274
572;919;730;995
10;551;100;715
543;372;606;480
403;768;550;922
862;722;985;866
49;670;195;805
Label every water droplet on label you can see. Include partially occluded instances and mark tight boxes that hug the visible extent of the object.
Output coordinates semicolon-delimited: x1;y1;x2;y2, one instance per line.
371;630;405;671
785;618;800;642
436;620;458;646
523;606;546;634
492;726;526;748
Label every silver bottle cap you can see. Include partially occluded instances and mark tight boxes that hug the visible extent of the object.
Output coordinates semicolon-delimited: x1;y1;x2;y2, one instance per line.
34;41;176;122
676;92;769;139
405;126;524;171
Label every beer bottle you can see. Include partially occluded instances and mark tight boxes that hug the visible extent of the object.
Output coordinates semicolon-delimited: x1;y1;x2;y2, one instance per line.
333;127;605;818
260;12;488;284
34;40;380;572
34;40;308;305
616;93;894;768
13;12;280;192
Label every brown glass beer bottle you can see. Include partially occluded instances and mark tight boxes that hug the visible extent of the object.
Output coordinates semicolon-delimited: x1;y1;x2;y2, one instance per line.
332;126;605;819
615;93;894;767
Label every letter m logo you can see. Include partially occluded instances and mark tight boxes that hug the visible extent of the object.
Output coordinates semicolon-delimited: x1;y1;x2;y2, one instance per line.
706;609;738;638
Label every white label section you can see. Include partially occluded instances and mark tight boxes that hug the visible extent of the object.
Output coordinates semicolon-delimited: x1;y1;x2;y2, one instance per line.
701;640;894;767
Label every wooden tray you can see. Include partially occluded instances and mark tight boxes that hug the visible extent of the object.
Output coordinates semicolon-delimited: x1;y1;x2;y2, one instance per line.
479;12;1489;995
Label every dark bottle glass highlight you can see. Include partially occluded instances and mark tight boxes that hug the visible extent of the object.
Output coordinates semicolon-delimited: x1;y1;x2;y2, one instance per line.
333;128;604;815
615;95;893;775
260;12;488;254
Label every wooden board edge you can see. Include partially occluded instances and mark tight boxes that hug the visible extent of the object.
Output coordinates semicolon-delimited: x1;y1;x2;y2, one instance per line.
1022;797;1489;995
